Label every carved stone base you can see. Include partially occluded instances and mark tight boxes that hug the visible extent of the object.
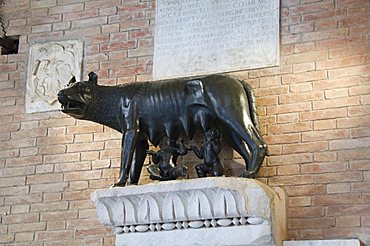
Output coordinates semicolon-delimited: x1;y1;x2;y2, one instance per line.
91;177;287;246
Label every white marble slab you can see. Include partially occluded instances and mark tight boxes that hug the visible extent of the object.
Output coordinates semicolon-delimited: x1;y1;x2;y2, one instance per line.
91;177;287;246
26;40;83;113
283;239;362;246
153;0;280;80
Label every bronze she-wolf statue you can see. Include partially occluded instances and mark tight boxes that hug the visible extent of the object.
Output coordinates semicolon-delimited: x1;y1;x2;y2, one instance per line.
58;72;268;187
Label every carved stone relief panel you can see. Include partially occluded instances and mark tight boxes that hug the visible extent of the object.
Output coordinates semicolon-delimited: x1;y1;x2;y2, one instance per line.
26;40;83;113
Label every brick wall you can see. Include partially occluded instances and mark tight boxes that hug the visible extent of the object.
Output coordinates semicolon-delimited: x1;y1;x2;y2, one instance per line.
0;0;369;245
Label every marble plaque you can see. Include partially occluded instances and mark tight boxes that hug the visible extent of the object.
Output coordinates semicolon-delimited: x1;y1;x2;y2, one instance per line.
153;0;280;80
26;40;83;113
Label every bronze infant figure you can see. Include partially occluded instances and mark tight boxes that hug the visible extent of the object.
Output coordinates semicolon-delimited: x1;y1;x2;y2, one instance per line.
58;72;268;187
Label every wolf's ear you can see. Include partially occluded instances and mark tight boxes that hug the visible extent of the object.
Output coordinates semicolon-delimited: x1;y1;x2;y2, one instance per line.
68;76;76;84
88;72;98;84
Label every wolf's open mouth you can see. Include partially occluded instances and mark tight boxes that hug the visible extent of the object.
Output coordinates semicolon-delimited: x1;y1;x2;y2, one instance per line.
61;101;85;111
58;93;85;112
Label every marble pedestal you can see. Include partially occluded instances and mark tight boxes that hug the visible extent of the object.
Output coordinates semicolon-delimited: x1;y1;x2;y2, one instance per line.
91;177;287;246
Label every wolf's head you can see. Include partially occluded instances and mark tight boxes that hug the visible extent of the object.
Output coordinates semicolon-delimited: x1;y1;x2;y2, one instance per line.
58;72;98;119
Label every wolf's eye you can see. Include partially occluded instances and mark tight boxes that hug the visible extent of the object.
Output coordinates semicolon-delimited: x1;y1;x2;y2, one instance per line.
77;83;90;92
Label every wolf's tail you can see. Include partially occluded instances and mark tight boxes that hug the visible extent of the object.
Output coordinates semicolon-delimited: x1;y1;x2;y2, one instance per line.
238;79;260;132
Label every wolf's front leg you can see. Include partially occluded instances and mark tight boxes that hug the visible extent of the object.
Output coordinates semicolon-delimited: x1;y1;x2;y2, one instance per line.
127;134;149;185
114;129;139;187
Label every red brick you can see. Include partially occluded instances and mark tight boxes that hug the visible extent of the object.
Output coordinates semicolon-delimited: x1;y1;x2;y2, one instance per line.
277;164;300;175
81;151;100;161
269;122;312;134
43;153;80;164
303;9;346;22
0;148;19;158
78;208;97;219
313;194;361;205
14;232;34;242
27;173;63;184
290;1;333;15
313;152;337;162
28;14;61;26
269;174;313;186
63;10;99;21
300;108;347;121
338;148;369;161
289;196;312;207
53;21;71;30
268;153;313;165
44;221;64;232
120;19;149;31
313;77;360;91
110;66;146;77
280;91;324;104
72;16;107;28
43;193;62;203
54;161;91;172
350;160;370;170
85;0;120;10
28;31;64;43
0;64;17;71
282;71;327;84
30;182;68;193
49;3;84;14
65;26;101;37
324;87;349;99
6;156;42;167
329;137;370;150
109;12;146;23
314;171;362;183
289;218;335;229
63;190;91;201
316;19;338;31
69;181;89;190
5;194;42;205
285;51;328;65
281;15;301;27
290;22;314;34
289;206;324;218
30;201;68;212
8;222;46;233
64;170;102;181
75;228;112;238
326;183;351;194
40;211;78;221
301;162;348;174
3;213;39;224
100;58;136;70
265;133;300;145
328;64;370;78
99;7;117;16
352;182;370;192
66;218;101;230
337;116;369;128
0;176;25;188
317;55;369;70
292;62;315;73
35;231;73;241
349;84;370;96
249;66;292;78
302;129;349;142
11;128;47;139
128;47;153;58
67;142;104;153
283;142;328;154
327;204;370;216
